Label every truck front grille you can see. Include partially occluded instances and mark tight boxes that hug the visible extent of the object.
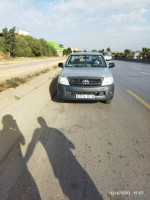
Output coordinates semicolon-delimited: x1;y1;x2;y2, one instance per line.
69;78;102;86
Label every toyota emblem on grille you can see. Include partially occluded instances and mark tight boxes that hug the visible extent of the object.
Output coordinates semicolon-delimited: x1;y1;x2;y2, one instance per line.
82;80;89;85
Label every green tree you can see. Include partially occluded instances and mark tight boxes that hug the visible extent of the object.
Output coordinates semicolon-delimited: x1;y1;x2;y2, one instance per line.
91;49;98;52
49;45;58;56
112;52;125;59
67;48;72;55
142;47;150;59
24;36;42;57
39;40;57;56
63;48;72;55
0;37;6;52
39;38;49;56
102;49;105;54
39;39;58;56
119;52;125;58
14;35;32;57
106;47;111;52
2;27;16;57
73;50;80;53
124;49;132;58
1;27;58;58
63;49;67;56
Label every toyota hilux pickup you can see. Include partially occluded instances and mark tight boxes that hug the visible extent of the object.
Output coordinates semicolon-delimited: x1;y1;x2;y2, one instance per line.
57;52;115;103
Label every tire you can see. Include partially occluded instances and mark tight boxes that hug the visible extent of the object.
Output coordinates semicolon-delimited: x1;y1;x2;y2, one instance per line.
59;96;64;103
59;95;65;103
105;99;111;104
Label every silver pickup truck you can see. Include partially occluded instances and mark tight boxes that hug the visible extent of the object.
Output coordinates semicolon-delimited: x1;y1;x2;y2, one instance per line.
57;52;115;103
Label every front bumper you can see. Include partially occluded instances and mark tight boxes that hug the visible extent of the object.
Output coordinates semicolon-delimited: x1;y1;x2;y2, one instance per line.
57;83;114;101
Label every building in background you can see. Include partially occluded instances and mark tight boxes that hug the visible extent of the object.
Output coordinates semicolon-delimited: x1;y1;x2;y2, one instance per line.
48;42;64;56
132;51;142;59
0;28;29;37
16;28;29;36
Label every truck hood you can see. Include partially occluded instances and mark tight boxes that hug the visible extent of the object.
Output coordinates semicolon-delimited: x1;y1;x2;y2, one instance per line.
60;67;112;78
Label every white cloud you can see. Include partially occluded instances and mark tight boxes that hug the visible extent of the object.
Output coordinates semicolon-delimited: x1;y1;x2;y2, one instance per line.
107;14;126;23
125;26;150;31
0;0;149;30
105;26;150;36
84;16;101;23
129;8;147;22
106;8;147;23
0;0;150;50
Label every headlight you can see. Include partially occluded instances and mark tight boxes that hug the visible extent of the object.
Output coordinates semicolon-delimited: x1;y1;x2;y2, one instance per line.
58;76;69;85
101;77;114;86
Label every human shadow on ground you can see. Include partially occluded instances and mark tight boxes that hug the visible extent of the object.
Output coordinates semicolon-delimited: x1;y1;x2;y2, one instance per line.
25;117;104;200
0;115;41;200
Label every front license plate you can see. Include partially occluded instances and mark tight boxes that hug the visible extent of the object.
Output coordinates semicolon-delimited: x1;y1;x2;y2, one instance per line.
76;94;95;99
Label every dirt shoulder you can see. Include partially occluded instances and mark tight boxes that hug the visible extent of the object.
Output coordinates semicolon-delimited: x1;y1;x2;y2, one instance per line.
0;57;66;82
0;65;61;110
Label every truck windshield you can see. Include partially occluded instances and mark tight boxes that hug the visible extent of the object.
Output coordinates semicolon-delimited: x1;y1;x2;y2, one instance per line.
65;55;107;68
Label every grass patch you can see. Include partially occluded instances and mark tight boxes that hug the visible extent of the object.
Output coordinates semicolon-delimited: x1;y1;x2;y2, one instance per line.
0;82;10;91
14;96;21;100
27;75;33;79
53;65;58;69
0;68;51;92
6;79;19;88
34;72;41;76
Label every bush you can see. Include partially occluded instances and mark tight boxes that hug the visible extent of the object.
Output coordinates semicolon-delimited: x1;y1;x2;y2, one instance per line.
23;35;42;57
0;27;58;57
39;39;57;57
49;45;58;56
0;37;6;52
6;79;19;88
63;48;72;56
14;35;32;57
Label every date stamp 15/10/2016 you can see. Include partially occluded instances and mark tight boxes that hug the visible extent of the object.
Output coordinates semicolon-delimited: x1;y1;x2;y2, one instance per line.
108;191;144;196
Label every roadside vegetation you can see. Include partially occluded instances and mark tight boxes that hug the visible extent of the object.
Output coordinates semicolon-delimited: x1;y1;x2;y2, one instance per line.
0;68;53;92
112;48;150;60
63;48;72;56
0;27;58;58
91;47;150;60
1;27;150;60
63;48;82;56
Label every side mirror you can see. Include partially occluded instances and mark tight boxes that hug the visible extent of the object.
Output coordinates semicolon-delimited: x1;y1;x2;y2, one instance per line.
109;63;115;68
58;63;63;68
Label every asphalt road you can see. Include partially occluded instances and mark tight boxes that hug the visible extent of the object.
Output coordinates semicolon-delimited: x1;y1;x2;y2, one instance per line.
0;57;66;81
113;60;150;104
0;60;150;200
0;57;66;70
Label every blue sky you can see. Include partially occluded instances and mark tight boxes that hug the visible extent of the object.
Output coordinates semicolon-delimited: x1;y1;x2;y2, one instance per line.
0;0;150;52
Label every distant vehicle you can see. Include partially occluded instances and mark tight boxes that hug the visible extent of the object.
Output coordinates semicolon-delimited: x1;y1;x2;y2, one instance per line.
57;52;115;103
104;52;112;61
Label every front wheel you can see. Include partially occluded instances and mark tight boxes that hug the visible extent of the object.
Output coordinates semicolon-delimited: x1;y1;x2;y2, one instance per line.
105;99;111;104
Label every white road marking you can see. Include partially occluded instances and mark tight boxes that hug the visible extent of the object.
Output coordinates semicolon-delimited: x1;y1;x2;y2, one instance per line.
140;71;150;76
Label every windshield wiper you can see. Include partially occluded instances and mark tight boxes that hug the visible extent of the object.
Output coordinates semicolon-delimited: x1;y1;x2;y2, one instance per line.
73;65;83;67
91;65;105;68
